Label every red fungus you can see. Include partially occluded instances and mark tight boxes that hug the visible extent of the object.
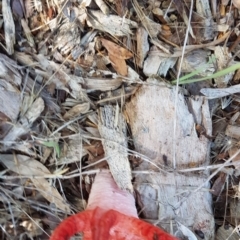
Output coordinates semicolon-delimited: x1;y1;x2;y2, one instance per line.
50;171;178;240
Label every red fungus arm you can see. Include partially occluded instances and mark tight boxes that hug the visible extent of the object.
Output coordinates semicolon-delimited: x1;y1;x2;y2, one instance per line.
50;172;178;240
50;210;94;240
101;209;178;240
50;207;178;240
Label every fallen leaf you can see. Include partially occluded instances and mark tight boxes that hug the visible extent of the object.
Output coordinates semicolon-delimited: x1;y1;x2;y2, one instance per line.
109;54;128;76
229;147;240;169
100;38;132;76
100;38;133;59
57;134;88;165
211;172;226;196
84;140;104;156
0;112;11;123
85;127;101;138
0;154;70;213
115;0;127;16
63;102;90;120
0;81;21;121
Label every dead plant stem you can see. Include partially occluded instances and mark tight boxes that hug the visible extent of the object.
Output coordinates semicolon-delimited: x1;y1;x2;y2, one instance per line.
172;0;194;170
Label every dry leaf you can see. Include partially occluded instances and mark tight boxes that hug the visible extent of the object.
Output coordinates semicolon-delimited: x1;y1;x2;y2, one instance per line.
58;134;88;165
211;172;226;196
0;112;11;123
2;98;44;152
21;19;35;48
84;140;104;156
229;147;240;169
0;154;70;212
0;80;21;121
0;112;12;139
63;102;90;120
85;127;101;138
109;54;128;76
100;38;132;76
87;112;98;126
0;53;22;86
100;38;133;59
115;0;127;16
152;8;166;24
23;97;45;125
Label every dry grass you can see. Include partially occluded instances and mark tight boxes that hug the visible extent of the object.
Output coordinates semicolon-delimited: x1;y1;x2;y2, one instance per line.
0;0;240;239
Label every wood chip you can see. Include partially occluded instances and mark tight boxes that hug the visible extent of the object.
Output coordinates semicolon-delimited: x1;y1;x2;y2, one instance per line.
87;10;137;36
200;84;240;99
216;225;239;240
84;77;123;92
125;78;214;238
225;125;240;139
136;27;149;68
143;46;176;77
214;46;233;87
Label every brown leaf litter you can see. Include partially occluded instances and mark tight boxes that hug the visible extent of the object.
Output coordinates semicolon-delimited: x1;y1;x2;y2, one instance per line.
1;0;240;239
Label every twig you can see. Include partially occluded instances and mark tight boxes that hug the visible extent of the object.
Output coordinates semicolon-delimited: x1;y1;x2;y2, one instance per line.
172;0;194;169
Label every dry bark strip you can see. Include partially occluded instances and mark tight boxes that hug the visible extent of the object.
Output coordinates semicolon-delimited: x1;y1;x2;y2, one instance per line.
125;78;214;239
2;0;15;54
98;105;133;192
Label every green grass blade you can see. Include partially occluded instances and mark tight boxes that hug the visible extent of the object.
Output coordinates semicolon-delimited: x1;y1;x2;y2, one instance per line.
173;62;240;85
172;56;216;84
42;141;61;158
